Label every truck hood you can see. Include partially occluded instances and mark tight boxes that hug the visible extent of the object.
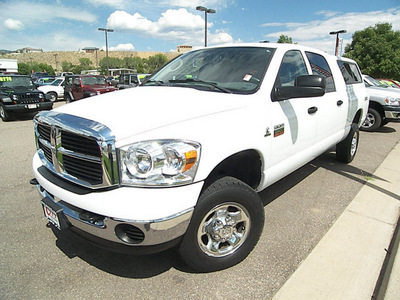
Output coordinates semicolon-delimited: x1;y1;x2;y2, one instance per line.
84;85;117;93
366;86;400;98
53;86;248;140
0;86;39;95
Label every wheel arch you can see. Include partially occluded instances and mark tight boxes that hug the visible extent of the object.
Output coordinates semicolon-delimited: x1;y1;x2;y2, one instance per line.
201;149;262;193
368;100;385;118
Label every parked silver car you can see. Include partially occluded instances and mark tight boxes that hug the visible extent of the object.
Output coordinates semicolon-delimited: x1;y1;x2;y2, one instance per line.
361;75;400;131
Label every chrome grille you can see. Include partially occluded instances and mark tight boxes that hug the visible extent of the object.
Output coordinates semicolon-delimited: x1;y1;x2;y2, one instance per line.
61;131;101;157
37;123;51;141
37;124;52;162
34;112;118;189
62;155;103;185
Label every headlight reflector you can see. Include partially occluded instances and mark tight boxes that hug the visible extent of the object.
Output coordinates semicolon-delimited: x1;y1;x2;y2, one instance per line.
119;140;201;186
385;97;400;106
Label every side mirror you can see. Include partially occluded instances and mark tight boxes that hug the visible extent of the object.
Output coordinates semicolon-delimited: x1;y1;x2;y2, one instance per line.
272;75;326;101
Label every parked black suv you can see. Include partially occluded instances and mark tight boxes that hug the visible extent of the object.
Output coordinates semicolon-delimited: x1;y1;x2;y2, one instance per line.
0;75;53;121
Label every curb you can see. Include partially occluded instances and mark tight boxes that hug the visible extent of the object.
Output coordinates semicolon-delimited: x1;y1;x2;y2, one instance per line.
273;142;400;299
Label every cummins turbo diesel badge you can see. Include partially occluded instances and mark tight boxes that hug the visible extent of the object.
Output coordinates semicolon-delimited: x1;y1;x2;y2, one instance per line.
274;123;284;137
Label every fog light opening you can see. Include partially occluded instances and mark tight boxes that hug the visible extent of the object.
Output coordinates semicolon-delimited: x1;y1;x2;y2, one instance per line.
115;224;145;244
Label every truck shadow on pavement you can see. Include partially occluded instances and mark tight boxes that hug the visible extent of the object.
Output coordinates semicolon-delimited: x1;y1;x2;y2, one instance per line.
258;149;392;206
50;147;397;278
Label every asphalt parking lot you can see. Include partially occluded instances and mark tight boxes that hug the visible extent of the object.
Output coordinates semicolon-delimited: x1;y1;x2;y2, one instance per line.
1;102;400;300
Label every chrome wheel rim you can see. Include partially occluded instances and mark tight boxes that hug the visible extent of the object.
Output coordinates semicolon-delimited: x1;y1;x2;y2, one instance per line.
362;113;375;128
350;131;358;156
197;202;250;257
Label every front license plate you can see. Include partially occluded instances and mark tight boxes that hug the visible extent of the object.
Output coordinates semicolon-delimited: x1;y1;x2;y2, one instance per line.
28;104;37;109
41;197;67;230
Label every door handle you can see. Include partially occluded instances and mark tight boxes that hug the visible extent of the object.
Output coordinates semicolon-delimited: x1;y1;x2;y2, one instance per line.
308;106;318;114
337;100;343;106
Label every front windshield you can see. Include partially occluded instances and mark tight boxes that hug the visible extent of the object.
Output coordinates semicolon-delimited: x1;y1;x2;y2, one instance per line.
0;76;34;88
81;76;106;85
365;75;388;88
51;79;63;86
145;47;274;94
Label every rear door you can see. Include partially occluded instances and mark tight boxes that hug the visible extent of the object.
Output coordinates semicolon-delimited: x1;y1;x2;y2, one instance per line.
305;51;347;147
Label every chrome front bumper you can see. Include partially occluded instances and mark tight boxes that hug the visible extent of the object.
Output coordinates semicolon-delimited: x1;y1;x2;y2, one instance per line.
384;106;400;120
34;182;194;247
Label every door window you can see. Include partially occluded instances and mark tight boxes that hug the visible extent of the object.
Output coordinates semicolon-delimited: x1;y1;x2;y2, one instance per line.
305;52;336;92
275;50;308;87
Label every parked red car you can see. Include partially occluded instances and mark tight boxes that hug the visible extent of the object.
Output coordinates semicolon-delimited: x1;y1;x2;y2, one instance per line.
63;75;117;102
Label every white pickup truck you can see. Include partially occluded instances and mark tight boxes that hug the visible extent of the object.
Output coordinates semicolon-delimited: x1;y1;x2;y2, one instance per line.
31;43;368;272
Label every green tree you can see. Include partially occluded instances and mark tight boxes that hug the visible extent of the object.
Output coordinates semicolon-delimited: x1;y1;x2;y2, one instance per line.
18;62;31;75
277;35;293;44
37;63;54;75
123;56;145;73
79;58;93;67
99;57;123;75
344;23;400;80
18;62;54;75
143;54;168;73
61;61;74;72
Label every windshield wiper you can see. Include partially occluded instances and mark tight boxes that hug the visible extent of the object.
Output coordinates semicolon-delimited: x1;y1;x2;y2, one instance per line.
142;80;165;86
168;78;232;93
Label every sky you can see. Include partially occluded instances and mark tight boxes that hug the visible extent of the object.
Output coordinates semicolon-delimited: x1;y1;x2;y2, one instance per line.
0;0;399;55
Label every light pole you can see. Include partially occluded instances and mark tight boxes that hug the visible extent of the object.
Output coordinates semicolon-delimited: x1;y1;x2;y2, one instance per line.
98;27;114;75
53;53;58;73
329;30;346;56
196;6;216;47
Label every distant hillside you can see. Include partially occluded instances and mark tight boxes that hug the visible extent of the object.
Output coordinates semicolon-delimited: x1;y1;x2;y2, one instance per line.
0;50;179;71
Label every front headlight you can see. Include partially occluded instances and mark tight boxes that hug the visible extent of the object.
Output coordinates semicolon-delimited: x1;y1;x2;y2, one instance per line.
385;97;400;106
12;94;18;101
119;140;201;187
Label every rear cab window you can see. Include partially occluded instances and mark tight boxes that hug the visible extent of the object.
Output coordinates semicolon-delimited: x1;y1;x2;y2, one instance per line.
337;60;363;85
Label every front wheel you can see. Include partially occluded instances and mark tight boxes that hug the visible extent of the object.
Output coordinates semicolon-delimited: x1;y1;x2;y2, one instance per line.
47;92;57;102
0;104;12;121
179;177;264;272
336;124;359;163
361;108;381;131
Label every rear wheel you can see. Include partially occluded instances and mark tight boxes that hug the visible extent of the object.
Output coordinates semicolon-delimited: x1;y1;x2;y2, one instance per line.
65;93;73;103
336;124;359;163
179;177;264;272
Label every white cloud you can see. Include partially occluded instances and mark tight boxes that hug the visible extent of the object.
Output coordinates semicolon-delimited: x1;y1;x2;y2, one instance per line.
263;8;400;53
85;0;126;8
107;43;136;51
157;8;205;32
107;8;233;47
209;30;234;44
107;11;157;33
4;19;24;31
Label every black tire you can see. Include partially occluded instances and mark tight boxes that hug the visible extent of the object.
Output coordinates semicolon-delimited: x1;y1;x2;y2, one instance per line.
65;93;73;103
0;103;12;122
336;124;359;163
380;119;389;127
361;108;381;131
47;92;57;102
179;176;264;272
